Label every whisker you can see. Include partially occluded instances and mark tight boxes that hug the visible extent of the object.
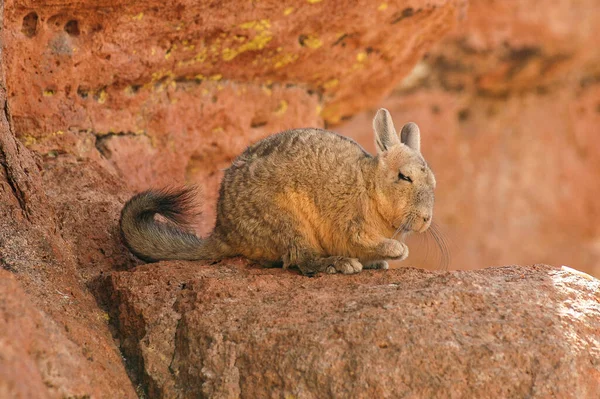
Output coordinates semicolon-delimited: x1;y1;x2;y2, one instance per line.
391;223;403;240
391;214;411;240
429;221;450;271
422;229;431;265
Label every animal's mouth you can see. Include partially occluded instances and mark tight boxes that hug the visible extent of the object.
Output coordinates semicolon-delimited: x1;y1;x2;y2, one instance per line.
392;220;431;236
391;224;411;240
417;222;431;234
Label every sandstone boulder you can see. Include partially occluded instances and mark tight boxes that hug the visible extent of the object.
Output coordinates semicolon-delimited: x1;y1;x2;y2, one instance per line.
0;270;138;398
106;262;600;398
1;31;136;399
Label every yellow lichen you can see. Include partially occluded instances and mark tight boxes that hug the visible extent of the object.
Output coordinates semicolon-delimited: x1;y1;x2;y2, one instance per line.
283;7;294;15
42;90;55;97
22;135;37;147
307;0;322;3
323;78;339;89
97;89;108;104
209;41;221;56
378;3;388;11
356;52;368;62
210;74;223;81
221;48;237;61
273;53;298;68
239;19;271;30
223;19;273;61
195;49;208;63
320;104;341;124
302;35;322;49
151;70;175;83
275;100;288;116
132;12;144;21
262;86;272;95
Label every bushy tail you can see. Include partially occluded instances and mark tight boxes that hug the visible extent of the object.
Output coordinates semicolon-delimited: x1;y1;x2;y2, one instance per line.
119;188;228;262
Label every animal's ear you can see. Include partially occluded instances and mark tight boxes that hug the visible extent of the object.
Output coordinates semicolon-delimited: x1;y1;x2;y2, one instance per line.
400;122;421;152
373;108;400;153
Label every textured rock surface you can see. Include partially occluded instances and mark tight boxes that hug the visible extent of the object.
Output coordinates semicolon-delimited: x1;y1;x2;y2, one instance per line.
3;0;464;234
0;82;137;397
1;1;469;396
0;270;136;398
340;0;600;277
3;0;600;397
106;262;600;398
0;273;50;399
1;19;136;395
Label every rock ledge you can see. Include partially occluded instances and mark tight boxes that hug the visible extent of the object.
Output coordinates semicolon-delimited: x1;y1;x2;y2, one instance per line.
106;262;600;398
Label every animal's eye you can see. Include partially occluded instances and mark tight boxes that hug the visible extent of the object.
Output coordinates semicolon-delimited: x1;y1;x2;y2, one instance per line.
398;172;413;183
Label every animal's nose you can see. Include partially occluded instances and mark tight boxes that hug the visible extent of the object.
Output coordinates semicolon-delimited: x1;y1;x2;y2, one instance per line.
423;215;431;223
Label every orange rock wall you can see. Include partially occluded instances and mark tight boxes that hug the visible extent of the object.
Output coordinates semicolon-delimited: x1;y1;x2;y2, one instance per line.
3;0;464;233
2;1;600;397
340;0;600;276
0;2;469;397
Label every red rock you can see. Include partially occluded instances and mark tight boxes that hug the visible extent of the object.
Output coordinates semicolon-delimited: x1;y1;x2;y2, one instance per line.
106;262;600;398
3;0;464;208
1;49;136;398
3;0;600;397
0;269;138;398
0;273;51;399
339;0;600;277
1;1;467;396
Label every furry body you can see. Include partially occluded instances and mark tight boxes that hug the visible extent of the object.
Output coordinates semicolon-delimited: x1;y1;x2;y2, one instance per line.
120;109;436;275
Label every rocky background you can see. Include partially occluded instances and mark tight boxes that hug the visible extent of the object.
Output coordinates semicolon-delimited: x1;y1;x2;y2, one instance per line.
1;0;599;398
341;0;600;276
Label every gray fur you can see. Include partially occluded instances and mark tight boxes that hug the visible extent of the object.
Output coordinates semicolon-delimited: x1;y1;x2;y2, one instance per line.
373;108;400;152
400;122;421;152
120;109;436;275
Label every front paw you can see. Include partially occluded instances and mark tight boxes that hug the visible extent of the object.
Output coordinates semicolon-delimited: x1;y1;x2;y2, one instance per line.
378;240;409;261
363;260;389;270
325;258;363;275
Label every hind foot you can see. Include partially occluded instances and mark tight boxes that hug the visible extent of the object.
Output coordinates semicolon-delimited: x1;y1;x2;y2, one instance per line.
324;257;363;275
295;256;363;276
363;260;389;270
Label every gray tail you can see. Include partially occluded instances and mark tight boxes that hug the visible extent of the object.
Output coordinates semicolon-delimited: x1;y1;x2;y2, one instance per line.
119;188;228;262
